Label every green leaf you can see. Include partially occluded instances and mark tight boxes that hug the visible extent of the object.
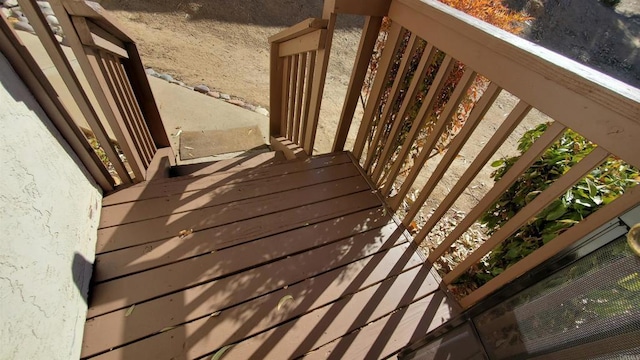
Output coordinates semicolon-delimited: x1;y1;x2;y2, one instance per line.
586;178;598;197
211;345;234;360
545;202;567;221
491;159;505;167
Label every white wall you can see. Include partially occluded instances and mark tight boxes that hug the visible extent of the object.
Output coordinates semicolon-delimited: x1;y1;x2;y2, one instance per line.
0;53;102;359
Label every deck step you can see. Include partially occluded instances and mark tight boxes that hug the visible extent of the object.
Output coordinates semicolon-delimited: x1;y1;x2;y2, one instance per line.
169;150;287;179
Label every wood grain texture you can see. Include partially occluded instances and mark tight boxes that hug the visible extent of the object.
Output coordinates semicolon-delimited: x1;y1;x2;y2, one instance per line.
269;18;328;43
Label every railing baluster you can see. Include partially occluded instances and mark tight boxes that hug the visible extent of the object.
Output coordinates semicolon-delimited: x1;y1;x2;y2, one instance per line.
371;43;437;184
19;0;132;182
422;101;536;253
96;50;146;178
111;54;157;163
293;53;307;143
391;68;476;210
287;54;299;139
281;56;292;138
381;54;455;197
363;33;419;172
303;14;337;155
402;83;502;225
102;51;151;167
332;16;384;152
352;22;405;160
444;146;610;284
300;51;316;147
460;183;640;308
269;42;284;136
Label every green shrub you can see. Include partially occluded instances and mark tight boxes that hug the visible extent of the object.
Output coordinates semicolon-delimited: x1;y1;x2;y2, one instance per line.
458;123;639;287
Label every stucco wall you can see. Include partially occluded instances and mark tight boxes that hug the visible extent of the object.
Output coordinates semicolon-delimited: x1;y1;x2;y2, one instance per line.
0;53;102;359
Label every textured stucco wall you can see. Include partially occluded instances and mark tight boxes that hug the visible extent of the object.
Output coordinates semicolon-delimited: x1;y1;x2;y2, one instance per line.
0;53;102;359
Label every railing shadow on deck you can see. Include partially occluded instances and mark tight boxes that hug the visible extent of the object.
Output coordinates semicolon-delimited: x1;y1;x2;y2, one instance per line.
87;156;456;359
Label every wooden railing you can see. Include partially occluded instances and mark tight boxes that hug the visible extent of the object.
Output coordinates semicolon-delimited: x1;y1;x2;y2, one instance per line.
269;18;332;156
0;0;172;191
275;0;640;308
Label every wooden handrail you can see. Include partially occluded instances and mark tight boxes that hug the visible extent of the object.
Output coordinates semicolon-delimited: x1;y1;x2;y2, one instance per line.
314;0;640;310
269;18;328;43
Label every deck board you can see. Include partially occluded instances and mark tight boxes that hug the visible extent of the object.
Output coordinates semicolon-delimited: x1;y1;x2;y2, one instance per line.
82;152;455;359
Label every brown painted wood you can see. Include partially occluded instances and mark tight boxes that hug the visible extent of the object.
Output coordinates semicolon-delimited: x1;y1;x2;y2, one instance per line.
111;53;157;163
83;215;415;356
278;29;327;57
61;0;133;42
462;184;640;308
96;51;147;178
96;176;372;252
293;53;307;144
95;206;388;282
303;14;336;155
281;55;291;137
381;54;455;197
287;54;299;139
0;13;114;191
419;101;535;259
352;21;404;160
100;51;151;167
268;18;328;43
370;43;437;184
270;136;308;160
71;16;128;58
122;42;171;149
391;67;476;209
144;147;173;181
169;151;284;178
85;240;423;359
99;162;360;228
402;83;502;224
390;0;640;169
207;269;447;360
303;292;455;360
332;16;383;152
445;146;609;284
20;0;131;182
102;152;352;206
363;33;419;172
300;50;316;147
89;214;410;318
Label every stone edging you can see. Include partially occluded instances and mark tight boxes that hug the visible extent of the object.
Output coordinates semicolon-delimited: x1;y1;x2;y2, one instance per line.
144;68;270;118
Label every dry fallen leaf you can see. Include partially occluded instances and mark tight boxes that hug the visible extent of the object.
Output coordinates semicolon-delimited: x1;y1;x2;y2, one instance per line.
179;229;193;238
210;311;221;318
277;295;294;311
184;146;194;150
211;344;234;360
159;326;175;333
125;304;135;317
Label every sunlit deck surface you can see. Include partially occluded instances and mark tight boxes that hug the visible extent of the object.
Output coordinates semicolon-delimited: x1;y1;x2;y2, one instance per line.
82;152;458;359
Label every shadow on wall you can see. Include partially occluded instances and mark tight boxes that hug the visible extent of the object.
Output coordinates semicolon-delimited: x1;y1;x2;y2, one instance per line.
96;0;364;28
72;252;93;305
506;0;640;89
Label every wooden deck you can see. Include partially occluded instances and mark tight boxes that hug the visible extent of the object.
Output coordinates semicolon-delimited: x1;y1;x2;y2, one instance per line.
81;152;457;359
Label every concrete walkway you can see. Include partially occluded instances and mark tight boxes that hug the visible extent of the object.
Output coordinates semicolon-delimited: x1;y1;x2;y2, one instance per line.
17;31;270;164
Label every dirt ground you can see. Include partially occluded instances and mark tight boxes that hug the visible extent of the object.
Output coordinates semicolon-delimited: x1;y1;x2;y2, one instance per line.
97;0;639;217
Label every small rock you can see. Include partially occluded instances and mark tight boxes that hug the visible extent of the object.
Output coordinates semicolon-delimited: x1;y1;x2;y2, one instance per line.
37;1;51;9
220;93;231;100
227;99;245;107
3;0;19;8
39;6;55;16
46;14;59;26
1;8;11;17
159;73;174;82
194;84;210;94
255;106;269;116
13;21;35;34
144;68;157;76
207;91;220;98
169;79;185;86
243;104;256;112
